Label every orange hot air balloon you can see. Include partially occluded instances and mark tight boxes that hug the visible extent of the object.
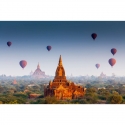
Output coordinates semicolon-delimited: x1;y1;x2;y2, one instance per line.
111;48;117;55
108;58;116;67
91;33;97;40
19;60;27;69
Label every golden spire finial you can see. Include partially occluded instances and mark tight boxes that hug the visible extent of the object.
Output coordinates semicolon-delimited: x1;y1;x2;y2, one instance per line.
58;55;63;66
37;62;40;69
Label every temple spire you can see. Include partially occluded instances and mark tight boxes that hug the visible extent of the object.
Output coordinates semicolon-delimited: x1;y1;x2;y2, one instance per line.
37;62;40;69
58;55;63;66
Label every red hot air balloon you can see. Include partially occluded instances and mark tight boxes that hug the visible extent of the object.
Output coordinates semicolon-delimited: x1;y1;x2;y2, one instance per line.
7;41;12;47
46;46;52;51
95;64;100;69
111;48;117;55
108;58;116;67
91;33;97;40
19;60;27;69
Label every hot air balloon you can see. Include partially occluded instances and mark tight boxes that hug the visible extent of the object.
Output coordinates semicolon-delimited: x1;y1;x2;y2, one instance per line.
19;60;27;69
108;58;116;67
111;48;117;55
7;41;12;47
91;33;97;40
46;46;52;51
95;64;100;69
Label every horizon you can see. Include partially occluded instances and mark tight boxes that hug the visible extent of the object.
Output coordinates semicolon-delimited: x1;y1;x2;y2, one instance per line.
0;74;125;77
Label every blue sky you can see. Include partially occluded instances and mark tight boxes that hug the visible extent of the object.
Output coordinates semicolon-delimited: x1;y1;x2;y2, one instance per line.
0;21;125;76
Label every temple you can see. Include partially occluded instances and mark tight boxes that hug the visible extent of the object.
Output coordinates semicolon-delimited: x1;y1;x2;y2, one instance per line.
100;72;106;78
44;55;85;100
32;63;46;79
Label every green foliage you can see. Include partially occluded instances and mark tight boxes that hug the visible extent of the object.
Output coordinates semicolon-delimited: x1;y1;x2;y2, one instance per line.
71;99;88;104
118;86;125;94
0;85;4;93
30;99;45;104
85;84;92;88
13;93;28;99
107;93;123;104
1;79;125;104
59;100;70;104
8;100;18;104
98;95;106;100
122;95;125;99
0;94;27;104
84;88;98;104
98;89;110;100
0;95;17;104
44;96;59;104
86;88;97;93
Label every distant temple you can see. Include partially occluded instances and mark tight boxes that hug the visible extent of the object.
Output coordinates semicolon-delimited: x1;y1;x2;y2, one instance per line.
32;63;46;79
44;55;85;100
100;72;106;78
12;79;17;85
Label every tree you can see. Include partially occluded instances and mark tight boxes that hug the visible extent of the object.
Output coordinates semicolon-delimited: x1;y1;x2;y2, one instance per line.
107;93;123;104
84;88;98;104
0;85;4;93
44;96;59;104
98;88;110;100
85;84;92;88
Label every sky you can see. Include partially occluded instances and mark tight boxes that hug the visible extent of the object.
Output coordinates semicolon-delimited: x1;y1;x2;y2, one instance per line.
0;21;125;76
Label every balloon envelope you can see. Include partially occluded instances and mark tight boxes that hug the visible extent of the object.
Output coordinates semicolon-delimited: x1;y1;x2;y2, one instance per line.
108;58;116;67
19;60;27;69
46;46;52;51
95;64;100;69
111;48;117;55
91;33;97;40
7;41;12;47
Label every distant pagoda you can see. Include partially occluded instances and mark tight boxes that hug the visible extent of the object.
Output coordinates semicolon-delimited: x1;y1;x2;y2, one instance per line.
12;79;17;84
32;63;46;79
100;72;106;78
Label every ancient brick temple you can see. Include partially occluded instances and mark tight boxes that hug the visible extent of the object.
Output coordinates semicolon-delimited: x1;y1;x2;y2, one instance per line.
44;55;85;100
